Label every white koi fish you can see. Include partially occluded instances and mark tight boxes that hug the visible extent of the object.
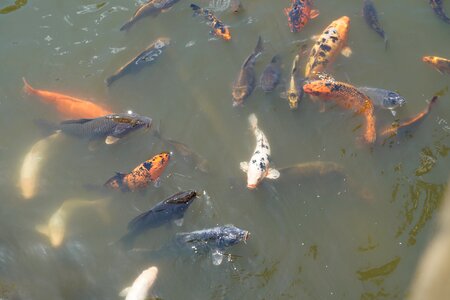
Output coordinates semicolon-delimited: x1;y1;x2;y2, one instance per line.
119;266;158;300
36;198;109;248
240;114;279;189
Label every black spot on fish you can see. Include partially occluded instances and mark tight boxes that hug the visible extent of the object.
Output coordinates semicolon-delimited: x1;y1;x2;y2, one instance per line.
318;51;326;57
320;44;332;52
330;36;338;43
255;150;260;154
252;159;257;163
143;161;153;170
321;38;326;42
324;30;329;34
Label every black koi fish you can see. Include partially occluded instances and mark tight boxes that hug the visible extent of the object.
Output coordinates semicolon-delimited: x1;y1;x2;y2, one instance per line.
363;0;388;49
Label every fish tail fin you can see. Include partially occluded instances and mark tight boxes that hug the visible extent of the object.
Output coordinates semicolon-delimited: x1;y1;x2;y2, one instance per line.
292;54;300;74
383;35;389;51
22;77;37;95
248;113;258;130
105;74;118;87
119;19;133;32
254;36;264;57
103;172;127;191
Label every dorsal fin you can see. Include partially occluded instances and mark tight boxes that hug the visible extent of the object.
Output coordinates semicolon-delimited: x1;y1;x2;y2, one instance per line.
60;118;93;125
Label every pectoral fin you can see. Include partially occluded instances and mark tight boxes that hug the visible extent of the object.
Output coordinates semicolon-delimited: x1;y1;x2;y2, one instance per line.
119;287;130;298
390;110;397;117
105;136;120;144
240;162;249;173
174;218;184;227
36;225;50;237
266;168;280;179
310;9;319;18
341;46;352;57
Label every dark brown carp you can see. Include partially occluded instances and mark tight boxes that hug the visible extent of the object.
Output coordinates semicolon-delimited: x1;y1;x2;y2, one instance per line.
363;0;388;49
429;0;450;24
260;55;282;92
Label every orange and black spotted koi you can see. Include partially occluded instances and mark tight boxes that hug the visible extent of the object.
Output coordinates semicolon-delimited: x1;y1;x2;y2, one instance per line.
303;79;376;144
284;0;319;33
104;152;171;192
429;0;450;24
190;4;231;41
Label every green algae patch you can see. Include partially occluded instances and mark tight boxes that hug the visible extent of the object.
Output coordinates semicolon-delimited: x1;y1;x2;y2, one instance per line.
357;257;401;281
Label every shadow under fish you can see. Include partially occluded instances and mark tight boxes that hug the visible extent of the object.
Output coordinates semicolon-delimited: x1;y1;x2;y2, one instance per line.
106;37;171;87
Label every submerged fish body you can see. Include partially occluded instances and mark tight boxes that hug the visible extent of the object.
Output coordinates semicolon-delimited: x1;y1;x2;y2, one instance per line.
19;132;61;200
240;114;280;189
284;54;304;109
423;56;450;74
357;87;406;111
190;4;231;40
106;38;171;86
232;36;264;106
284;0;318;32
105;152;171;192
22;78;112;119
59;112;152;144
305;16;351;78
363;0;388;47
429;0;450;24
120;266;158;300
303;79;377;143
120;0;180;31
260;55;281;92
176;225;249;251
119;190;197;249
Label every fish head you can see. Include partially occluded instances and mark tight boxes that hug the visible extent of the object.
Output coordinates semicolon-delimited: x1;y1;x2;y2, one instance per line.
303;80;334;98
214;25;231;41
332;16;350;39
232;86;248;106
385;92;406;108
422;56;435;65
220;225;250;247
144;151;171;181
167;190;198;206
107;113;153;137
246;155;269;189
287;91;299;109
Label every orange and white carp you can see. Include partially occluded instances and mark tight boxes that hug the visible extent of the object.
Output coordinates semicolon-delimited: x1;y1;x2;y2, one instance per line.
23;78;112;119
304;16;352;78
190;4;231;41
284;0;319;33
303;79;376;144
104;152;171;192
423;56;450;74
240;114;279;189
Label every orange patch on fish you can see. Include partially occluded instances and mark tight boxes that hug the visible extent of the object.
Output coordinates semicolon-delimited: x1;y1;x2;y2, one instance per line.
422;56;450;74
22;78;112;119
284;0;318;32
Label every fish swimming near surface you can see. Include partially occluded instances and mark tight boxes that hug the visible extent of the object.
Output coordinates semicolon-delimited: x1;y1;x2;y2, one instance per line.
423;56;450;74
53;112;152;144
362;0;388;49
19;132;61;200
305;16;352;78
240;114;280;189
119;190;197;249
303;79;377;144
281;54;304;109
36;198;109;248
429;0;450;24
357;86;406;115
260;55;282;92
232;36;264;106
380;95;439;138
104;152;171;192
190;4;231;41
119;266;158;300
106;38;171;87
284;0;319;33
22;78;112;119
230;0;242;13
120;0;180;31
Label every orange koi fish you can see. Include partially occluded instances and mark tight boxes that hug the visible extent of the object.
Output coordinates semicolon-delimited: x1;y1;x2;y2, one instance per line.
303;79;376;144
22;78;112;119
284;0;319;33
190;4;231;41
423;56;450;74
104;152;171;192
305;16;352;78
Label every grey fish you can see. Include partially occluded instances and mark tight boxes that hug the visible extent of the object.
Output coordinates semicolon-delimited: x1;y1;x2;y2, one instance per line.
358;86;406;114
260;55;281;92
106;37;171;86
120;0;181;31
119;190;197;249
232;36;264;106
429;0;450;24
59;112;152;144
363;0;388;49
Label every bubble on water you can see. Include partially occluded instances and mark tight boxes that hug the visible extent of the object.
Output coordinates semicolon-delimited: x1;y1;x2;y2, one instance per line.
185;41;196;48
208;0;231;12
44;35;52;42
110;47;127;54
212;249;224;265
64;15;74;26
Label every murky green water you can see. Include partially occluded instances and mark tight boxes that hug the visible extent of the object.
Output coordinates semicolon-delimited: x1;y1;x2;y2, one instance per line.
1;0;450;299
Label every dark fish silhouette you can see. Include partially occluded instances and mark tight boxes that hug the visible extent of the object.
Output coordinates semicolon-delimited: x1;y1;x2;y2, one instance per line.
363;0;388;49
120;0;181;31
119;190;197;249
429;0;450;24
232;36;264;106
106;37;170;86
260;55;282;92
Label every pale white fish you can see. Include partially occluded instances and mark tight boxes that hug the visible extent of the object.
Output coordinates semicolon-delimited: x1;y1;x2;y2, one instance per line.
36;198;109;248
120;266;158;300
240;113;279;189
19;132;61;200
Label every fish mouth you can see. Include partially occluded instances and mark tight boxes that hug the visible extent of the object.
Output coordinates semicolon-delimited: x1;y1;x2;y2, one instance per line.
247;184;257;189
243;231;250;243
422;56;431;63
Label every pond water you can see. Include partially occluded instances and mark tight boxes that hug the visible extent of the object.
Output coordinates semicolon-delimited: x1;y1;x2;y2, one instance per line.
1;0;450;299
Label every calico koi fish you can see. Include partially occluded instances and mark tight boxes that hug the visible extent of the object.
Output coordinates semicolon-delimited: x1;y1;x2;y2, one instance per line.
260;55;282;92
240;114;280;189
303;79;377;144
423;56;450;74
119;266;158;300
429;0;450;24
305;16;352;78
22;78;112;119
284;0;319;33
232;36;264;106
104;152;171;192
363;0;388;48
190;4;231;41
120;0;180;31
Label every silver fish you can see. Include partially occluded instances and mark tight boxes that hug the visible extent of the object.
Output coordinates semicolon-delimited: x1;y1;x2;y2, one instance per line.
358;86;406;115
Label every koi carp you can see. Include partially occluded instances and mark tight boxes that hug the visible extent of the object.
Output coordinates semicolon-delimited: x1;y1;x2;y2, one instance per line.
363;0;388;49
120;0;180;31
119;266;158;300
104;152;171;192
423;56;450;74
190;4;231;41
260;55;282;92
284;0;319;33
429;0;450;24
